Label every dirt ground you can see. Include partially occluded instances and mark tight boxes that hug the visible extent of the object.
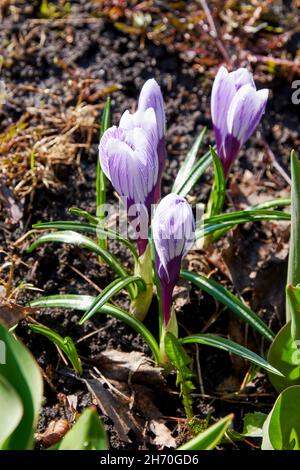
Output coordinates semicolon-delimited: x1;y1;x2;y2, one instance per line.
0;0;300;449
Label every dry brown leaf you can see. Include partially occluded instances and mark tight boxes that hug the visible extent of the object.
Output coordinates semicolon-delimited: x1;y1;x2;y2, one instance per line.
92;350;165;388
85;378;144;443
35;419;70;448
0;303;39;328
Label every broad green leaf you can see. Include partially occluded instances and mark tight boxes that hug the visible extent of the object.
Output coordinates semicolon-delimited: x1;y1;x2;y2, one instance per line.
242;412;267;438
286;284;300;341
164;332;195;419
172;127;206;193
33;222;139;261
29;324;82;375
206;146;226;217
181;271;275;342
0;375;23;449
177;151;212;197
50;407;109;450
180;334;282;376
79;275;146;324
27;230;136;299
267;322;300;392
262;385;300;450
0;324;43;449
29;295;160;364
178;414;233;450
287;150;300;322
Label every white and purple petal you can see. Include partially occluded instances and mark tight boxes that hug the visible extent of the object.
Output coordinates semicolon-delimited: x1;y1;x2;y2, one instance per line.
227;84;269;146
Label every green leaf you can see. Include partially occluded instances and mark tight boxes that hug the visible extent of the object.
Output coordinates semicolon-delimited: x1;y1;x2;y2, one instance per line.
164;332;195;419
242;412;267;438
286;284;300;341
0;375;23;449
0;324;43;449
29;324;82;375
181;270;275;342
287;151;300;322
180;334;282;376
96;97;111;252
196;209;290;241
27;230;136;299
172;127;206;193
33;222;139;262
50;407;109;450
68;207;99;225
29;295;160;364
177;151;212;197
262;385;300;450
206;146;226;217
79;276;146;324
178;414;233;450
250;197;291;210
267;322;300;392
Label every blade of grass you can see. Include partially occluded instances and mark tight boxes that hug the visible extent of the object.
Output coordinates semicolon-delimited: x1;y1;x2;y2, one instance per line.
79;276;146;324
27;231;136;299
181;334;282;375
33;221;139;261
181;270;275;342
172;127;207;193
29;295;160;363
28;324;82;375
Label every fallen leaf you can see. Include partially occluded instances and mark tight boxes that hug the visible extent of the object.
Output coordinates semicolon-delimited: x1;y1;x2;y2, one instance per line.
134;385;176;448
35;419;70;448
0;303;39;328
92;350;165;388
85;378;144;443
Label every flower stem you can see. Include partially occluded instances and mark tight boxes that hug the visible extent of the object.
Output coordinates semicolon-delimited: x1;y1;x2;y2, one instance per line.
130;243;153;321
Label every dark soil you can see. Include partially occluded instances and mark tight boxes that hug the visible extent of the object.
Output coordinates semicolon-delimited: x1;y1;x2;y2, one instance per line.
0;0;299;450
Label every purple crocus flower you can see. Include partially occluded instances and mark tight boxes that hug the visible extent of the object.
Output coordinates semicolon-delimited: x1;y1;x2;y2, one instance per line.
152;193;195;327
99;107;159;256
211;66;269;176
138;79;166;202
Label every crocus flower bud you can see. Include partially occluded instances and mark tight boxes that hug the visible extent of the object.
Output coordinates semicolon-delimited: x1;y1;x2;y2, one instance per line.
99;107;159;256
211;66;269;176
138;79;166;201
152;193;195;327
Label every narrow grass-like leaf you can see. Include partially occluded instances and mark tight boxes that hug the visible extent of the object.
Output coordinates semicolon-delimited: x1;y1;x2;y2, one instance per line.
196;209;290;240
32;222;139;261
206;146;226;217
250;197;291;210
27;230;136;298
181;334;282;375
96;97;111;252
79;276;146;324
68;207;99;225
29;324;82;375
287;150;300;322
181;271;275;342
177;151;212;197
0;324;43;450
178;414;233;450
164;332;195;419
29;295;160;363
50;407;109;450
172;127;206;193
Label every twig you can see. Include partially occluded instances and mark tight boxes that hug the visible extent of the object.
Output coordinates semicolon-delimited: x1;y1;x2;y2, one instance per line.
261;138;291;185
197;0;232;64
70;265;102;293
